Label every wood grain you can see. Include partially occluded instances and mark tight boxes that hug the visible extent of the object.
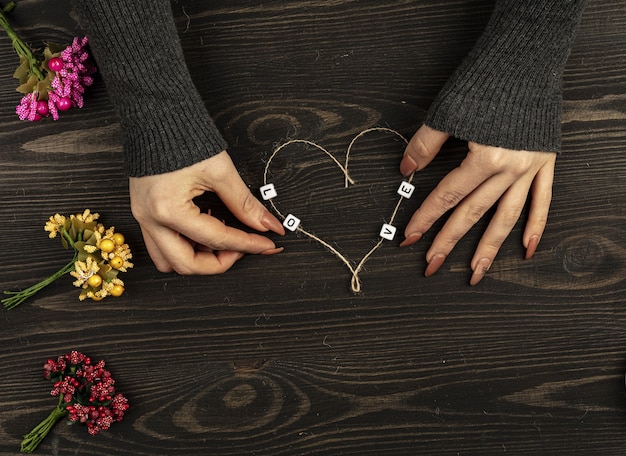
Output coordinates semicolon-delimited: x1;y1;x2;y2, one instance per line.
1;0;625;455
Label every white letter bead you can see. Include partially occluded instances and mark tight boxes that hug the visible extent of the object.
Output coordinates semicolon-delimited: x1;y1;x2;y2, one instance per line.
283;214;301;232
260;183;277;200
380;223;396;240
397;181;415;199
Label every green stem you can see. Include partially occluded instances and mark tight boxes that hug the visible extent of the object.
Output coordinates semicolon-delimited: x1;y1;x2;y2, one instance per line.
2;2;16;13
20;397;68;453
2;251;78;310
62;229;78;250
0;2;46;81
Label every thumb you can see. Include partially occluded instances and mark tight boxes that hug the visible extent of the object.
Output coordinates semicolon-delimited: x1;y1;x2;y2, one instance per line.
400;124;449;176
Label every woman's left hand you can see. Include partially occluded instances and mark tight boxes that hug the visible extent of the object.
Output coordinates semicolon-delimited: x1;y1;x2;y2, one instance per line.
399;124;556;285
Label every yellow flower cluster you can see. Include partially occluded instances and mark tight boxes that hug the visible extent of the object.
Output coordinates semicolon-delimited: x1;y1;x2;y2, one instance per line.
44;213;67;238
44;209;133;301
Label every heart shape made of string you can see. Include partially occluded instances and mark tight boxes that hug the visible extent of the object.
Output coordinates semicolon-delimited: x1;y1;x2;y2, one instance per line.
262;127;415;293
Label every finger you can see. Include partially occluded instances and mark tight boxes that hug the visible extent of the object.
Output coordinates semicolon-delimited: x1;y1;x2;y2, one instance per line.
523;157;555;259
468;176;534;285
218;182;285;236
423;171;517;277
401;150;498;247
172;211;280;255
400;124;449;176
139;225;174;273
208;152;285;235
148;221;245;275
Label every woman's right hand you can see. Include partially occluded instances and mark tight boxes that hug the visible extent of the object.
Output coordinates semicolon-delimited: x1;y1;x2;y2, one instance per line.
129;150;285;274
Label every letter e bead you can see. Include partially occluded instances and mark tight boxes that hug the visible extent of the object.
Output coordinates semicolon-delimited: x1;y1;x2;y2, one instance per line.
283;214;301;232
397;181;415;199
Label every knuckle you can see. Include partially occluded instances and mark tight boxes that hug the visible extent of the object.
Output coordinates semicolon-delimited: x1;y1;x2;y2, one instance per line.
211;163;232;183
172;266;191;275
172;262;195;275
437;189;465;210
150;198;174;224
470;145;542;178
501;207;522;226
213;265;231;275
155;262;174;274
484;237;505;251
129;196;148;222
442;233;463;249
240;189;259;214
130;204;144;223
408;137;432;161
488;150;511;169
465;204;489;225
429;233;461;258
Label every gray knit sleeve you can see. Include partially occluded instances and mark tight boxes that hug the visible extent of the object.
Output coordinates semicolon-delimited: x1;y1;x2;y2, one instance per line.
424;0;585;153
72;0;228;177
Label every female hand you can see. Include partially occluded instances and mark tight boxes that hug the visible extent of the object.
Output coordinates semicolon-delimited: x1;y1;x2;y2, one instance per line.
129;151;285;274
399;124;556;285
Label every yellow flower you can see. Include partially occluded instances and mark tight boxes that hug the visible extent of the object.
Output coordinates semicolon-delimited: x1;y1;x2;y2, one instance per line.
117;246;132;260
101;278;124;295
70;256;100;288
82;245;98;254
44;214;66;238
80;287;108;301
73;209;99;224
100;238;134;272
96;228;118;259
4;210;133;310
94;288;107;300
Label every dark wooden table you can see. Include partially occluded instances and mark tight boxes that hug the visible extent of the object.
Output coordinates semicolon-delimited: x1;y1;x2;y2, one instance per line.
1;1;625;454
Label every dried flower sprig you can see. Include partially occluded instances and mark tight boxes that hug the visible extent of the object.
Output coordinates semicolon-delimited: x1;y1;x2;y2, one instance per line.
2;210;133;310
0;1;96;121
20;350;129;453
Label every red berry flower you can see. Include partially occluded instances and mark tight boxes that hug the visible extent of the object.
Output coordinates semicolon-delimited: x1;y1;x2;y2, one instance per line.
20;351;129;453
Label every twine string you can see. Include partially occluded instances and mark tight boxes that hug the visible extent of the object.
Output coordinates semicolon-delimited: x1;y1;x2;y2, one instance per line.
263;128;414;293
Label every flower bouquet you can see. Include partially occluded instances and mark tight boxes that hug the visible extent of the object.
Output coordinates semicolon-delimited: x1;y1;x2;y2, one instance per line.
0;1;96;121
2;210;133;309
20;351;129;453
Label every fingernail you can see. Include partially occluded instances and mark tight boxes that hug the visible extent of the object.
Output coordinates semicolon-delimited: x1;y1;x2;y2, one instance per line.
261;247;284;256
425;253;446;277
261;210;285;235
399;232;422;247
470;258;491;286
400;154;418;177
525;235;540;259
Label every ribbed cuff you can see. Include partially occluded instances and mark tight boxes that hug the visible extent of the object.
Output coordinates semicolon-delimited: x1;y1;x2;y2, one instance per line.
120;90;229;177
72;0;228;176
424;0;585;153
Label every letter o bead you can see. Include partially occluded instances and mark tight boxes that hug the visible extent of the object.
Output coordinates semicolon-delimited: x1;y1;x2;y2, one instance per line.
283;214;301;232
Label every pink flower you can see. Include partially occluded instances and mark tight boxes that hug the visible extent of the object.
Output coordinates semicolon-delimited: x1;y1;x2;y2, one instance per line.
15;92;40;121
49;37;96;113
13;36;97;122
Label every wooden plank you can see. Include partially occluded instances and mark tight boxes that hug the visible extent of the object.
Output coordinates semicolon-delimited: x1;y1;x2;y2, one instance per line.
0;0;625;454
